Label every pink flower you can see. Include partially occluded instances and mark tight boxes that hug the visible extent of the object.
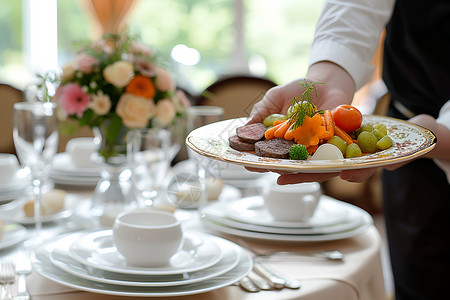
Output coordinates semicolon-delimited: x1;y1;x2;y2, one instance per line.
130;41;152;57
58;83;91;117
135;58;156;77
75;53;99;74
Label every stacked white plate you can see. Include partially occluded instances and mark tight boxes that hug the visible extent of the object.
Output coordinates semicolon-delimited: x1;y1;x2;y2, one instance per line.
50;153;101;187
33;230;253;297
200;195;373;242
0;168;31;203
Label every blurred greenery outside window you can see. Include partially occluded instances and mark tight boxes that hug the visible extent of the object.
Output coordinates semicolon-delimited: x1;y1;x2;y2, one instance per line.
0;0;324;95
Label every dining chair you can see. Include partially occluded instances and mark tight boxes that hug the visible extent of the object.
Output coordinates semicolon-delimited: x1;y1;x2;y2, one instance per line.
0;83;24;154
195;75;277;120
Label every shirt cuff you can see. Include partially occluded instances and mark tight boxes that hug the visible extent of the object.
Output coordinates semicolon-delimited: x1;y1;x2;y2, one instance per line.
309;40;374;90
434;100;450;183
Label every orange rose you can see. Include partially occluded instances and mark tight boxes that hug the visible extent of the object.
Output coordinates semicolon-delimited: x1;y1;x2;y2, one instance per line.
125;75;156;98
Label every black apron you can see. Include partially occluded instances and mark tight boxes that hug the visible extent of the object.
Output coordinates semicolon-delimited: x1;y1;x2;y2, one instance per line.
382;1;450;299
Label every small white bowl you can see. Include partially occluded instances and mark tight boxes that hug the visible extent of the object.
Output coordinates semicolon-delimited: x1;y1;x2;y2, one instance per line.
263;182;322;222
0;154;20;183
113;209;183;267
65;137;98;168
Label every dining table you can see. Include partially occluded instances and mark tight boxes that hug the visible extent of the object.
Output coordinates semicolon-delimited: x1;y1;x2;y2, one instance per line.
0;180;387;300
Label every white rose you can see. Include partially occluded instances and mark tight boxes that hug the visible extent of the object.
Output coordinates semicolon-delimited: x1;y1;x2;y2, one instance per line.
103;61;134;88
90;91;111;115
155;66;175;91
116;93;155;128
155;98;176;126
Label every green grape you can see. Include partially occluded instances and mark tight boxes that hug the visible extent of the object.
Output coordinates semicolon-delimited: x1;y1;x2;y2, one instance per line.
262;114;288;127
345;143;362;158
359;123;373;133
327;136;348;155
357;131;378;153
373;123;387;135
377;135;393;150
373;128;386;140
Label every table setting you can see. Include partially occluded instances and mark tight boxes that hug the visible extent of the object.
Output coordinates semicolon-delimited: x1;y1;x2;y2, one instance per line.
0;32;403;300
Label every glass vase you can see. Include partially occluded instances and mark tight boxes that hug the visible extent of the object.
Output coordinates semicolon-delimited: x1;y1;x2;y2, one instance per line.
91;123;136;225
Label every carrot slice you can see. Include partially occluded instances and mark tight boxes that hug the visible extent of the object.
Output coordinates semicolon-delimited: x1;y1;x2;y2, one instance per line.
307;144;319;154
320;110;335;140
334;124;354;145
274;120;291;138
264;121;284;139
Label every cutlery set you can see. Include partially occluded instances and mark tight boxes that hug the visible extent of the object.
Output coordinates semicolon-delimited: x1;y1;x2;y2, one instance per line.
0;250;30;300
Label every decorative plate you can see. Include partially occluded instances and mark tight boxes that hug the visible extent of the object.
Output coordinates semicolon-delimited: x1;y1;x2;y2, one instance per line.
186;116;436;173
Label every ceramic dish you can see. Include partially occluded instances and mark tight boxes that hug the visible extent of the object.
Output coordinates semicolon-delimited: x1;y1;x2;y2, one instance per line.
49;233;240;287
32;232;252;297
200;197;363;235
186;116;436;173
70;231;223;275
0;223;27;250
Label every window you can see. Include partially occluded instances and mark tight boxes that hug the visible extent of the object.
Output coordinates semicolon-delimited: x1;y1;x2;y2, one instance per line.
0;0;325;94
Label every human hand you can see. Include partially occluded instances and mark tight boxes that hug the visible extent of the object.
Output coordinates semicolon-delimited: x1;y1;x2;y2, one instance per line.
248;62;355;124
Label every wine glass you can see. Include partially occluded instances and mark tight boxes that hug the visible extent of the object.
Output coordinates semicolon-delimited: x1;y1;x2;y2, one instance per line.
13;101;58;239
130;128;171;207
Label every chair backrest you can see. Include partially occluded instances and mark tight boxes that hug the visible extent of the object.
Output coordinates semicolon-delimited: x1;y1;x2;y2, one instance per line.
0;84;24;154
195;75;277;120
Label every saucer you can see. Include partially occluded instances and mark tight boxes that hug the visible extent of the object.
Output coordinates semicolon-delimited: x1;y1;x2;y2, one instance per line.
51;153;100;176
69;230;223;275
201;199;363;235
0;223;28;250
50;233;240;287
0;194;74;224
227;195;349;228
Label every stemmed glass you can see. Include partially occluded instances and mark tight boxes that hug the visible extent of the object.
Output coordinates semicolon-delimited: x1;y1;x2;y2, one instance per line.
130;128;171;207
13;101;58;239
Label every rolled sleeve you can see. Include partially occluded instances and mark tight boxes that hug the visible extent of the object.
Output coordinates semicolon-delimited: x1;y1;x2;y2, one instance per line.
309;0;395;90
434;100;450;183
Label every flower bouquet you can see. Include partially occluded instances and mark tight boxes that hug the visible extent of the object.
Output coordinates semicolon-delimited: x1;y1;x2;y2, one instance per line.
53;33;189;217
55;32;188;161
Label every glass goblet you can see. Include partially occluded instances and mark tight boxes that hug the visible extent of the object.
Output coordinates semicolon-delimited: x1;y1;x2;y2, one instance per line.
13;101;58;239
130;128;171;207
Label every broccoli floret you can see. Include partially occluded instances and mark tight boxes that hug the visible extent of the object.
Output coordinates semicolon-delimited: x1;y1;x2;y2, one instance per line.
289;144;309;160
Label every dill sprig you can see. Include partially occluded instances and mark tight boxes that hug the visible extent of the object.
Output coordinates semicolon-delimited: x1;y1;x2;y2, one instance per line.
288;80;325;129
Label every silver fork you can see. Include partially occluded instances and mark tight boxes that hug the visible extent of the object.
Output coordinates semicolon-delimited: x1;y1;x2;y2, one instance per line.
14;248;31;300
0;261;16;300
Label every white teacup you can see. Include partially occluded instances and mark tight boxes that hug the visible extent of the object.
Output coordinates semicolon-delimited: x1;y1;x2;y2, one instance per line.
0;154;20;183
65;137;98;168
112;209;183;267
263;182;322;222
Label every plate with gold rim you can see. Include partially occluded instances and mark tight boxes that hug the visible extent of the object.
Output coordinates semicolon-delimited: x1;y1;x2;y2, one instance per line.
186;116;437;173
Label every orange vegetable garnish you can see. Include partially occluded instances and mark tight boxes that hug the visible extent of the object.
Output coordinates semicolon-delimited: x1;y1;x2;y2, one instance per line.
285;114;326;148
274;120;291;138
265;121;285;139
125;75;156;98
320;110;335;140
334;124;354;145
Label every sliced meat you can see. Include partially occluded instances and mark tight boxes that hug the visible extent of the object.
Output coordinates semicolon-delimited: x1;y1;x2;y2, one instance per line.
236;123;267;143
229;135;255;151
255;138;294;159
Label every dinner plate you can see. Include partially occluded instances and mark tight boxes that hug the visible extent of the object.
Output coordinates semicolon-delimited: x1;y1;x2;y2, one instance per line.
0;194;74;224
49;233;241;287
70;230;223;275
0;223;27;250
226;195;349;228
33;232;252;297
200;197;363;235
186;116;436;173
51;153;100;176
202;204;373;242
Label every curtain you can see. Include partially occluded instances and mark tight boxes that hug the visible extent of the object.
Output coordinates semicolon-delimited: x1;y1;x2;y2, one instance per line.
81;0;137;37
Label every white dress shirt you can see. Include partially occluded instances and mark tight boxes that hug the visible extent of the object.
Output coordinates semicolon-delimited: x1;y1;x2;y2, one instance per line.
308;0;450;182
